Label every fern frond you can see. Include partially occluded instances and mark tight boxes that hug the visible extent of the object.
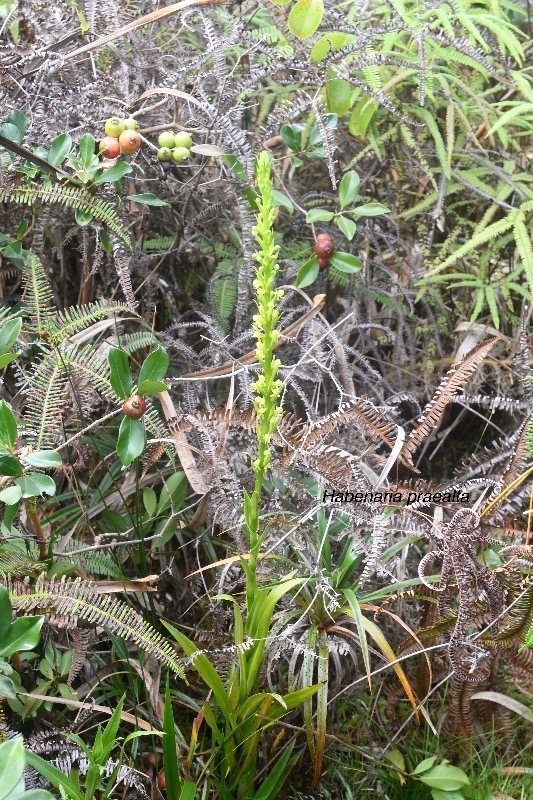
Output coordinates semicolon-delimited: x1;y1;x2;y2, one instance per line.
400;338;500;466
0;183;131;248
21;254;54;333
119;332;159;354
0;550;45;577
8;575;186;679
53;301;137;343
413;107;451;179
427;214;516;275
503;586;533;649
513;215;533;293
24;347;70;449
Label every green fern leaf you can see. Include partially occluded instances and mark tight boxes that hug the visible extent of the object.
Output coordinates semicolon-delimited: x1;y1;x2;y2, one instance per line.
514;215;533;294
413;107;450;179
427;214;516;276
9;575;187;680
0;184;131;248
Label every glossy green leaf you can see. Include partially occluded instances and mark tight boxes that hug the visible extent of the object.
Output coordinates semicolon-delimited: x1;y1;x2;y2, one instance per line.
39;658;53;680
288;0;324;38
14;473;56;498
47;133;72;168
0;675;15;699
272;190;294;214
0;586;12;642
0;485;22;505
0;615;43;658
74;208;94;226
412;756;438;775
163;680;181;800
116;416;145;467
351;202;390;217
430;791;467;800
22;450;61;469
0;123;22;147
329;252;363;273
4;110;27;140
93;160;132;184
306;208;334;223
280;124;302;151
389;749;407;772
0;319;21;353
418;764;470;791
16;220;28;239
107;347;133;399
0;353;20;369
78;133;96;170
339;170;361;209
137;379;168;396
138;346;169;386
0;455;22;476
100;695;124;759
326;78;352;116
143;487;157;518
126;192;170;206
0;737;25;800
336;215;357;240
0;400;16;448
310;32;348;63
296;256;320;288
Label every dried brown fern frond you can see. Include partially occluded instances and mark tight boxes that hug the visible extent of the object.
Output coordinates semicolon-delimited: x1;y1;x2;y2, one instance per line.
400;337;501;467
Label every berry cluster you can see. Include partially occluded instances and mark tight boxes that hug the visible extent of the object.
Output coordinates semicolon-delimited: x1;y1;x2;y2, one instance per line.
313;233;335;269
156;130;193;163
99;116;141;159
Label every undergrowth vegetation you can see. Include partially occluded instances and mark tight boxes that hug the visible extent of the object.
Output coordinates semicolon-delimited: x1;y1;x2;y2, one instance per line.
1;0;533;798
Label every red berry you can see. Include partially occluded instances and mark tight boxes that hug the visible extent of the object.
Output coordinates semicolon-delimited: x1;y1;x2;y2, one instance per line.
98;137;121;159
118;130;141;154
313;234;335;260
122;395;147;419
318;257;330;270
158;770;167;791
144;751;163;768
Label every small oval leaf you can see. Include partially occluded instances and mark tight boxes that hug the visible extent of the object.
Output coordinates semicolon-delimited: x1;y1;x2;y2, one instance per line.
138;346;169;386
47;133;72;168
126;193;170;207
339;170;360;209
351;202;390;217
0;400;17;448
93;161;132;185
22;450;62;469
117;416;145;467
306;208;334;223
0;455;22;477
288;0;324;39
296;256;320;288
108;348;133;400
329;252;363;273
137;379;168;396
